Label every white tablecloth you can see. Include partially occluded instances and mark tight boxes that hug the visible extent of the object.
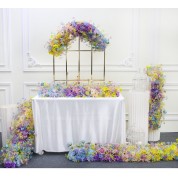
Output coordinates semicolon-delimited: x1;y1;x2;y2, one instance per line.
32;95;126;153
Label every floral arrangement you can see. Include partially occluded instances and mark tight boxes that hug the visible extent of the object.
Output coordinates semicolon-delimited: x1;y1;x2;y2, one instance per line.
47;21;109;56
0;99;34;168
67;140;178;163
38;82;122;98
146;65;166;130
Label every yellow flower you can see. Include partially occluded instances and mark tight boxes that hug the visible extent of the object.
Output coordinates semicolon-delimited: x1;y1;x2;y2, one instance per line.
90;144;95;150
112;93;116;97
56;33;62;39
102;86;108;92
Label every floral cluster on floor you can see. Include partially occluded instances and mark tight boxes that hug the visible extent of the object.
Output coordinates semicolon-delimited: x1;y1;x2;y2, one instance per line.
67;141;178;162
0;99;34;168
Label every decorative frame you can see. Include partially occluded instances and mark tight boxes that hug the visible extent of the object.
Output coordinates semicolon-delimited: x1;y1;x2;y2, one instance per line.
0;82;13;105
52;37;106;84
0;9;11;71
21;9;139;72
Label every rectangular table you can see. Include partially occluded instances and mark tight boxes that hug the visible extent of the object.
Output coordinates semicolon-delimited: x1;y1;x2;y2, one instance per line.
32;95;126;154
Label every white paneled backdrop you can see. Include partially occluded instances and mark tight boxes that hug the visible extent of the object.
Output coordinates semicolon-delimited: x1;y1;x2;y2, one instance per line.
0;8;178;132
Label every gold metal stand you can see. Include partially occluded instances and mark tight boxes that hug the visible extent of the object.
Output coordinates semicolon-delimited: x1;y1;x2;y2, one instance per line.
53;37;106;84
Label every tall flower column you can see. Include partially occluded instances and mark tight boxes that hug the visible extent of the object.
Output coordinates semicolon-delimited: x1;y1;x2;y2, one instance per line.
146;65;166;141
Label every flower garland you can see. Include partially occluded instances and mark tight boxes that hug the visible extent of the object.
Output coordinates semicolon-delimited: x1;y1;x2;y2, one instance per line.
67;140;178;163
38;82;122;98
146;65;166;130
0;99;34;168
47;21;109;57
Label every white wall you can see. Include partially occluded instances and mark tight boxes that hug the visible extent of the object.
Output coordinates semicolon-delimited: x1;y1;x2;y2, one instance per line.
0;8;178;132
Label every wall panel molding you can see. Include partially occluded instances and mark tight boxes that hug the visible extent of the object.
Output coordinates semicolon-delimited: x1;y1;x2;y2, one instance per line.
165;82;178;90
0;9;12;71
22;9;140;72
149;9;160;65
0;83;13;105
165;113;178;121
149;9;178;72
23;82;39;98
162;64;178;72
163;83;178;120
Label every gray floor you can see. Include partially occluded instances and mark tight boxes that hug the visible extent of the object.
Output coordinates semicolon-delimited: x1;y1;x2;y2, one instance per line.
0;132;178;168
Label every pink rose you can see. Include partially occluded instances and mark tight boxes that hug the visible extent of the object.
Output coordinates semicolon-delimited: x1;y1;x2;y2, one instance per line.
98;148;105;154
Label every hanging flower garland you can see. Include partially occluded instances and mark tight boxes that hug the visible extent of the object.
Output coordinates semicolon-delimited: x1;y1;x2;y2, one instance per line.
67;140;178;163
47;21;109;57
38;82;122;98
146;65;166;130
0;99;34;168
